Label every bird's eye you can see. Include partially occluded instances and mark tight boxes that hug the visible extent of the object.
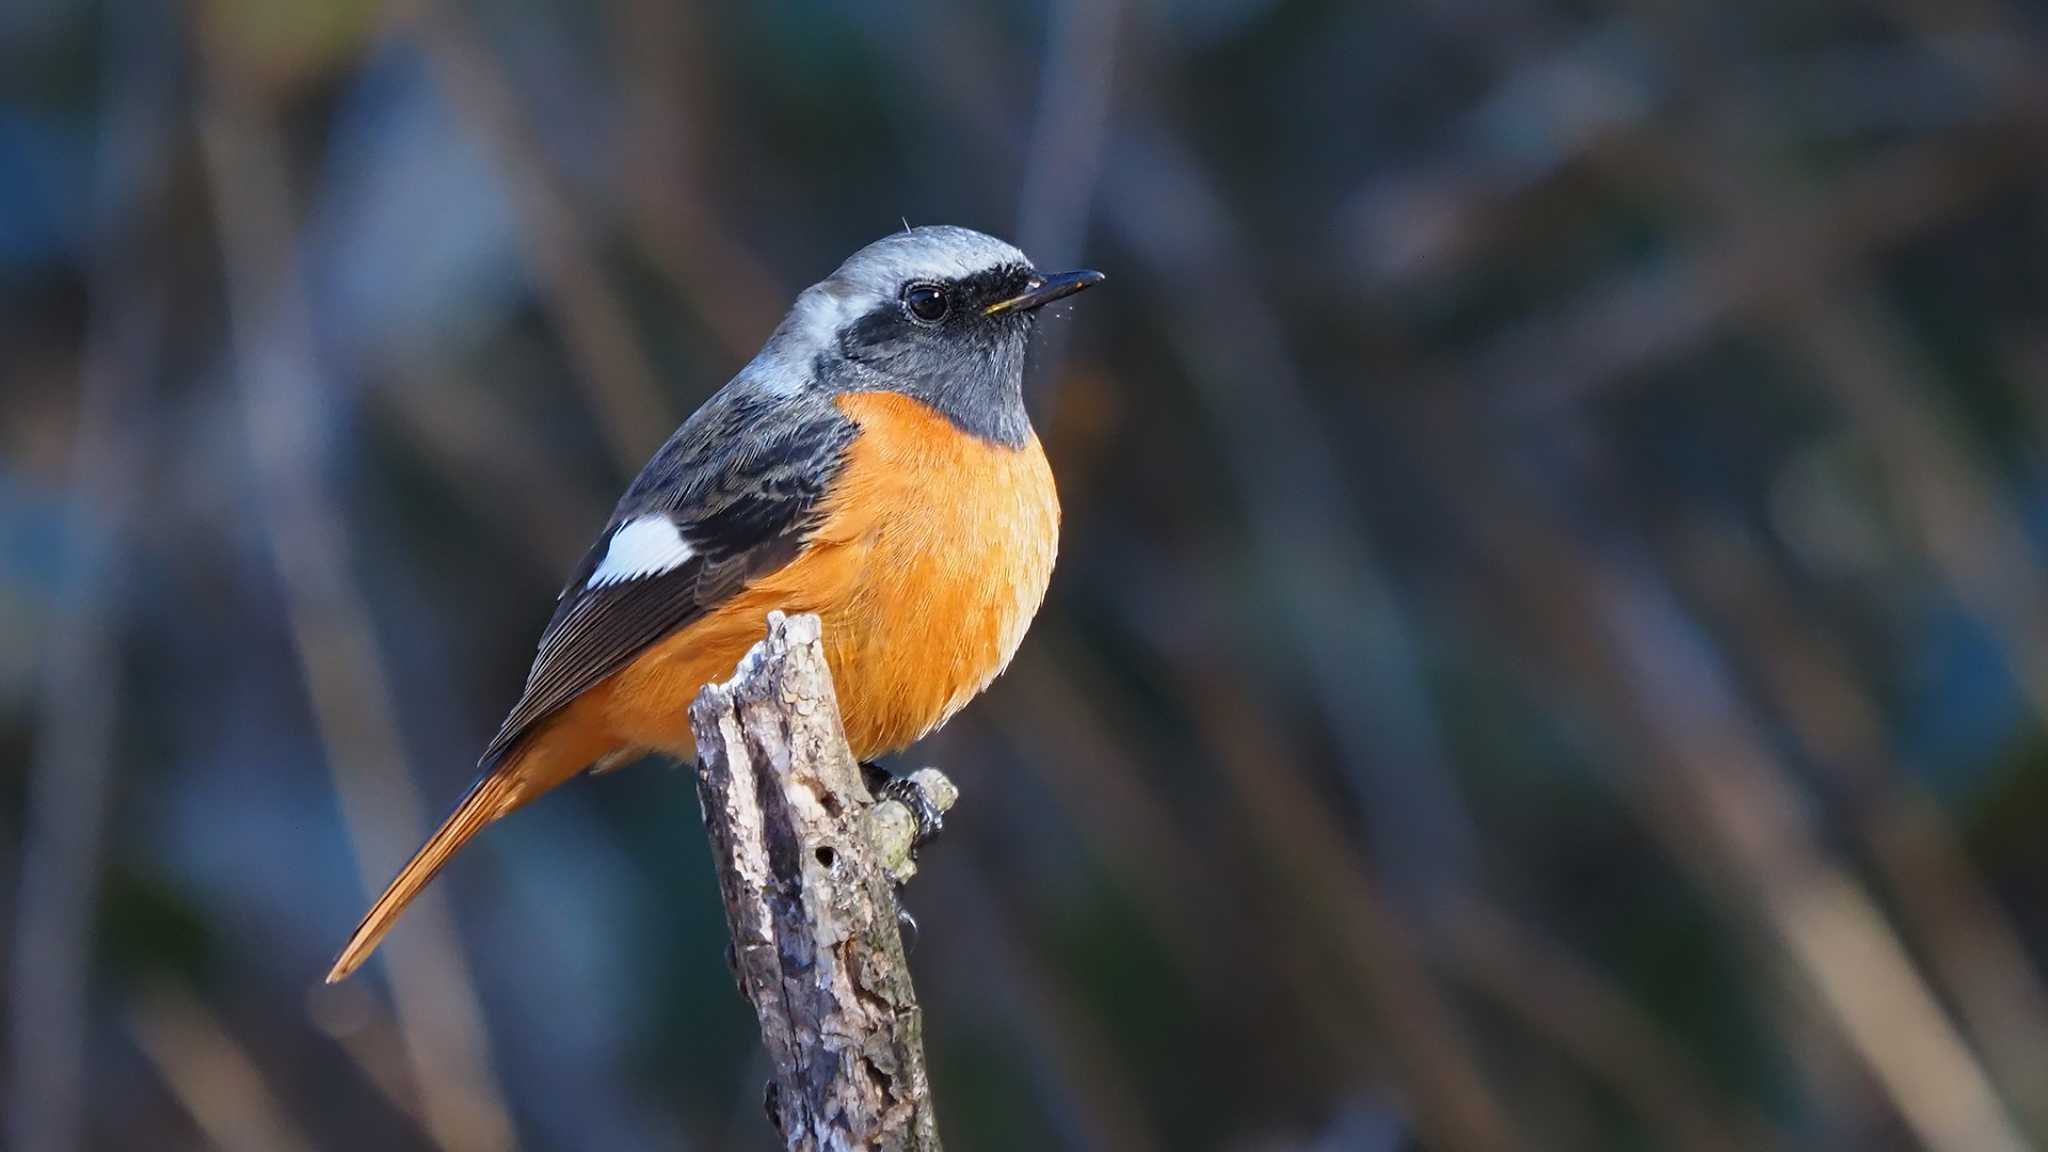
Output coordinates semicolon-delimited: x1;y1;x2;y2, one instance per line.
903;283;950;324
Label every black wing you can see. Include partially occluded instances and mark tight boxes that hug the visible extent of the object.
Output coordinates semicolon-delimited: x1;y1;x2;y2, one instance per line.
478;387;858;766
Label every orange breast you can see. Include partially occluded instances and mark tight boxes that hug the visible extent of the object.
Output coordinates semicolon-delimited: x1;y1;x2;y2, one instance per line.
577;390;1059;762
812;391;1061;755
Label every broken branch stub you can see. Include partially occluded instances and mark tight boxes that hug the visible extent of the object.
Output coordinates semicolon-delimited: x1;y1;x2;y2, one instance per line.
688;611;944;1151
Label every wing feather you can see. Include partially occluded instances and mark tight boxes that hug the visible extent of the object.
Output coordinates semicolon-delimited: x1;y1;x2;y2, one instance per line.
478;389;857;766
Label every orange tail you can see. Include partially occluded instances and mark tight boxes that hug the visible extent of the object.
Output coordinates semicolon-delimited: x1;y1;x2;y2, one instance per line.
327;706;613;983
325;769;515;983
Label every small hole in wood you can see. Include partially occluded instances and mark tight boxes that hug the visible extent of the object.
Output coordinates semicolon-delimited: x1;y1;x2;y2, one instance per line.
815;846;837;869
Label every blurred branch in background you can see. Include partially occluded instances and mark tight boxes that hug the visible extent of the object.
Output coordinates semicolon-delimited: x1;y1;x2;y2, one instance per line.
1178;654;1509;1152
928;851;1162;1152
194;21;514;1152
1440;894;1790;1152
366;358;607;576
128;983;322;1152
611;0;787;360
1408;379;2030;1152
1679;520;2048;1125
306;979;448;1142
1494;0;2048;1131
1085;53;1503;1140
1101;118;1477;924
1014;0;1122;414
398;0;676;476
5;3;172;1148
1466;135;2013;415
1593;568;2027;1152
990;640;1310;1068
1795;287;2048;745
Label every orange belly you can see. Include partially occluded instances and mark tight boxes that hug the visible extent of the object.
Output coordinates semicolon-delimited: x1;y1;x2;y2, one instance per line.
555;390;1059;763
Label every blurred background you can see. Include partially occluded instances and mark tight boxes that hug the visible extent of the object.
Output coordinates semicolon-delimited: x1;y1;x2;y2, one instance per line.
6;0;2048;1149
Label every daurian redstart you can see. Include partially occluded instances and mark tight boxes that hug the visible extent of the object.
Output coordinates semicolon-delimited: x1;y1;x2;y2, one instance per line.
328;226;1102;982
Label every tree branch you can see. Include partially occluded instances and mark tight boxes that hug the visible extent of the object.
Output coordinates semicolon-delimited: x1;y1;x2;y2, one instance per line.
690;612;948;1151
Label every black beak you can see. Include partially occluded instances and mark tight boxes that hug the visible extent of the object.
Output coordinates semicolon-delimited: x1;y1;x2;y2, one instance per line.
984;268;1106;315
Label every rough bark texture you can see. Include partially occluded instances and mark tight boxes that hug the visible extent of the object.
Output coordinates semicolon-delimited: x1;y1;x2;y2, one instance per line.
690;612;944;1151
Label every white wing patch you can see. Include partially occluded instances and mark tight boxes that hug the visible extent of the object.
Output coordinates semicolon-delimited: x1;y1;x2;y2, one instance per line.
587;515;696;589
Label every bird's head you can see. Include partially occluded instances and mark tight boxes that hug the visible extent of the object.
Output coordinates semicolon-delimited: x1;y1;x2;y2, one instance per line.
755;225;1104;446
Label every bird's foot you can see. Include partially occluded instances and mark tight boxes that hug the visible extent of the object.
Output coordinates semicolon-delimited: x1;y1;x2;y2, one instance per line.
862;762;948;946
887;774;947;847
861;762;950;849
860;762;959;887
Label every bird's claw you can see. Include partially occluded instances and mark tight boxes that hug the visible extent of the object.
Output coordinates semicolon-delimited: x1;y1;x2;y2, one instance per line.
896;904;920;953
880;774;945;847
862;762;946;850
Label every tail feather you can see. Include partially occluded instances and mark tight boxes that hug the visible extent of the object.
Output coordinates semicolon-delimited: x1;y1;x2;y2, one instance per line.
324;769;519;984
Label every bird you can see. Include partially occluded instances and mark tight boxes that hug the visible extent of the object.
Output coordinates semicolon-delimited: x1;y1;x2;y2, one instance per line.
326;226;1103;982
